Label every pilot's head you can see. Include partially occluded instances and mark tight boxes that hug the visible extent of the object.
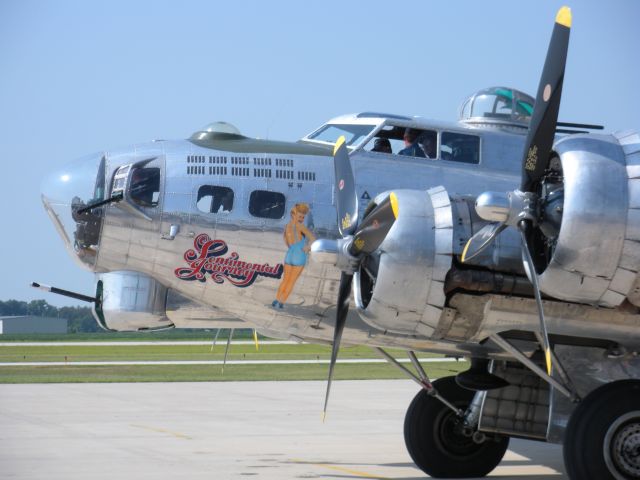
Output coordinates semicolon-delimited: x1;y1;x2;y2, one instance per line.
372;138;392;154
404;128;419;145
421;135;436;157
291;203;310;223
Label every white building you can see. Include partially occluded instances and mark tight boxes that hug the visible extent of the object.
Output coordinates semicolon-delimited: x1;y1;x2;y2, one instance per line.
0;316;67;334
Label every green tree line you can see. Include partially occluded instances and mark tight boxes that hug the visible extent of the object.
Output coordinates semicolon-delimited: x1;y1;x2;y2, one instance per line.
0;299;100;333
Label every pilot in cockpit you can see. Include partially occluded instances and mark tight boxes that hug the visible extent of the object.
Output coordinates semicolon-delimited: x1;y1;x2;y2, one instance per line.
419;131;437;159
371;137;392;154
398;128;426;158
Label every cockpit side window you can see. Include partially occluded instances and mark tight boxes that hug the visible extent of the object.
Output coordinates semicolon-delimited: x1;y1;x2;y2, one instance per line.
364;126;438;159
440;132;480;164
130;167;160;207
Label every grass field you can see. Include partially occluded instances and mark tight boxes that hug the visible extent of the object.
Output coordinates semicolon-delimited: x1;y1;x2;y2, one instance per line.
0;339;468;384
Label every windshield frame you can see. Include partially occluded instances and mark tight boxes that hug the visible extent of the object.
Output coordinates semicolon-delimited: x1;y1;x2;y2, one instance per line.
301;117;383;150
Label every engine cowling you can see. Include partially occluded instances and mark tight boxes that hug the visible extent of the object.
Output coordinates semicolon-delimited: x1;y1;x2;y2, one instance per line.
353;187;453;337
537;130;640;307
93;271;174;331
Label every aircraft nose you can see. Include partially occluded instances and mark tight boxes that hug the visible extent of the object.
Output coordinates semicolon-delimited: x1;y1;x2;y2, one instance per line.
41;153;106;271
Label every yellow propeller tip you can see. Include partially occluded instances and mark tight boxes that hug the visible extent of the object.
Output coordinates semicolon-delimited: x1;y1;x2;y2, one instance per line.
333;136;346;156
321;411;327;423
390;192;399;219
545;349;552;375
556;6;572;28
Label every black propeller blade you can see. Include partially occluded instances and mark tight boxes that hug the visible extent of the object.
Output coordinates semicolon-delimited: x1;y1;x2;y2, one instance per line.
322;271;353;421
350;193;398;256
519;6;571;375
322;136;400;419
461;223;507;263
333;136;358;237
521;6;572;191
519;221;553;375
462;6;572;376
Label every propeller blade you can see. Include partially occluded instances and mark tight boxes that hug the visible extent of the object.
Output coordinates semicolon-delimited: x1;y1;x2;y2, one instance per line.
333;136;358;236
322;271;353;421
350;192;399;256
521;6;571;191
461;223;507;263
253;329;260;351
210;328;221;352
222;328;234;374
518;221;552;375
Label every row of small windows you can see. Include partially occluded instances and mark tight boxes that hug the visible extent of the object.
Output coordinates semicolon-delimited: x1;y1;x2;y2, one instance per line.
276;170;294;179
210;166;227;175
186;165;315;181
231;167;250;176
298;171;316;181
275;158;294;167
186;156;312;182
231;156;250;165
188;155;228;164
254;168;272;178
196;185;286;220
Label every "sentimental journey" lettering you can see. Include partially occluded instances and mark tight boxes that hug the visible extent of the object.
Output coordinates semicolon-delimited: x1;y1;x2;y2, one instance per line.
174;234;283;287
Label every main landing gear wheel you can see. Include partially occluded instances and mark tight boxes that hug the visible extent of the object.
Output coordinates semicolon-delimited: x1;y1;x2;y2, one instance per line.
563;379;640;479
404;376;509;478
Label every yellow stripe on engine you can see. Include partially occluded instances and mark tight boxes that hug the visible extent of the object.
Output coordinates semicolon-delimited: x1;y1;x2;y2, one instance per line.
390;192;399;219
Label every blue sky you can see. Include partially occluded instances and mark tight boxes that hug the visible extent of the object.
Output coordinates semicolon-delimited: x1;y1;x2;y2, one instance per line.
1;0;638;306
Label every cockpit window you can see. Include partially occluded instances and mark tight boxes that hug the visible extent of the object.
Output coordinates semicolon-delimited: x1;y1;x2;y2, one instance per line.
440;132;480;164
307;124;375;146
197;185;234;213
130;167;160;207
364;126;438;159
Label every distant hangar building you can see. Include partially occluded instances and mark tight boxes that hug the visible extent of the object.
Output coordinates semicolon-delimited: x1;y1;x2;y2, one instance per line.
0;316;67;334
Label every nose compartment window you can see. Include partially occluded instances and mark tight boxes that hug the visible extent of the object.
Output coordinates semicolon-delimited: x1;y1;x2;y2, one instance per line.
197;185;234;213
130;167;160;207
249;190;285;219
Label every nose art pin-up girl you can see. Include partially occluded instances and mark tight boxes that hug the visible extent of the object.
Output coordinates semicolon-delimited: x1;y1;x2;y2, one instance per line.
273;203;316;308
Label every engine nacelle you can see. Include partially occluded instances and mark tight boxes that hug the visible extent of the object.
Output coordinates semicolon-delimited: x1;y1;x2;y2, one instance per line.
354;187;453;337
538;131;640;307
93;271;174;331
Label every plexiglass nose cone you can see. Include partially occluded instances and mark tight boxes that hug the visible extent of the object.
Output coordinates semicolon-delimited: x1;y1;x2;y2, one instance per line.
41;154;106;271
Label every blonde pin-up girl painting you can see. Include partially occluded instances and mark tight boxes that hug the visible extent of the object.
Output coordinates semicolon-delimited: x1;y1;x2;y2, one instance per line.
273;203;316;308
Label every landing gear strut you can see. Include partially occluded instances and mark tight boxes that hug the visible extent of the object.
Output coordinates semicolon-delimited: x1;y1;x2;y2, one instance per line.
404;376;509;478
563;379;640;479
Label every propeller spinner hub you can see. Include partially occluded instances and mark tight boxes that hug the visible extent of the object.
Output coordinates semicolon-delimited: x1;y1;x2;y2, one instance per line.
475;190;537;226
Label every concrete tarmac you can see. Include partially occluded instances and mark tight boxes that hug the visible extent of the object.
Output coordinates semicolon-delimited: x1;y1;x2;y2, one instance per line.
0;380;567;479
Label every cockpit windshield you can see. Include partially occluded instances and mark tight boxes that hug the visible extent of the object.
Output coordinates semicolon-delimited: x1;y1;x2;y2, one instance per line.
306;123;375;146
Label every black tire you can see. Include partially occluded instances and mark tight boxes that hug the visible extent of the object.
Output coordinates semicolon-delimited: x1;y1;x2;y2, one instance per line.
563;379;640;480
404;376;510;478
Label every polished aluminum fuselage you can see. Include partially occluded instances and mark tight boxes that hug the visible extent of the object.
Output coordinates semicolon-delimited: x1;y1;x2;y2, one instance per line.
43;115;640;363
93;121;525;355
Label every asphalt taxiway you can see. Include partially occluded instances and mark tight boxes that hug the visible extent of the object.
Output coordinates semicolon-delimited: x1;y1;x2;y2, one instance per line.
0;380;567;479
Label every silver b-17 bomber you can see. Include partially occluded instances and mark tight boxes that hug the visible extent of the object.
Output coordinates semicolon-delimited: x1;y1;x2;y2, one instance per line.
36;7;640;479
